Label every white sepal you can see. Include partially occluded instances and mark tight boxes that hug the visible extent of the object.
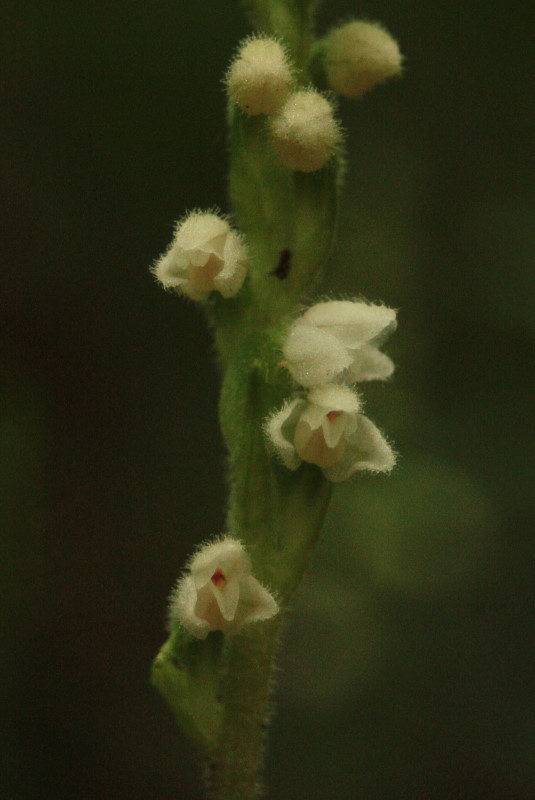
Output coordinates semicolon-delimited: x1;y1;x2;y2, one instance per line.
169;537;278;639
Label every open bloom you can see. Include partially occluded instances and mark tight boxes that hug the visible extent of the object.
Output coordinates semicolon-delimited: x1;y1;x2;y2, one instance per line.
169;537;278;639
265;384;395;482
283;300;397;387
152;211;247;300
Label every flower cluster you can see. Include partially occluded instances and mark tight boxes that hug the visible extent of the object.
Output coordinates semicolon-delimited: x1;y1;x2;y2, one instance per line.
169;537;279;639
152;211;247;301
226;37;341;173
265;300;396;482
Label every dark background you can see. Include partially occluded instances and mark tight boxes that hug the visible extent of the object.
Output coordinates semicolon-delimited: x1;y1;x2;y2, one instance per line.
2;1;534;798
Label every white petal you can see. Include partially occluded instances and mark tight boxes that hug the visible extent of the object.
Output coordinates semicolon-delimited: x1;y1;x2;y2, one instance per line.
323;414;395;481
265;397;305;470
283;320;352;386
346;344;395;382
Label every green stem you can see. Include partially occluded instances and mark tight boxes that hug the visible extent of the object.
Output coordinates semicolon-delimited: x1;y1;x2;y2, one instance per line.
207;362;332;797
245;0;317;70
207;619;282;799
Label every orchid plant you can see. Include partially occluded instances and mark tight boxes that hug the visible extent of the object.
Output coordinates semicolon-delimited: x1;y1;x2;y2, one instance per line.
150;2;402;797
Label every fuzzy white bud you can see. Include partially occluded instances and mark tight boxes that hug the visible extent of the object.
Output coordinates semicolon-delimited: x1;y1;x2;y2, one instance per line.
169;537;279;639
152;211;247;300
323;21;402;99
226;36;293;115
269;89;341;173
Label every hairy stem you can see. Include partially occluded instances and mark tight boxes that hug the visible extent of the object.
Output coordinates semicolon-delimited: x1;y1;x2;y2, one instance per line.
207;619;282;799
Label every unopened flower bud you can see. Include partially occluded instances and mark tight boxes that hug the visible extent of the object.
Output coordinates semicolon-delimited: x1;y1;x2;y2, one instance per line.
226;36;292;115
269;90;341;173
323;20;402;99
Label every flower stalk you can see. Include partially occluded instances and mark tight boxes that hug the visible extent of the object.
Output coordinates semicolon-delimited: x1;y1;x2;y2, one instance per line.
150;0;402;797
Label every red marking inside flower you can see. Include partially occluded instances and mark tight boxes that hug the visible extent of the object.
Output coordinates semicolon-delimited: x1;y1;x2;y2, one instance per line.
211;569;226;588
327;411;342;421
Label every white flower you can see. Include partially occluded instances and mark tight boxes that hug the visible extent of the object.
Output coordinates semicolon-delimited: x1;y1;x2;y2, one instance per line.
265;384;395;482
226;36;292;115
322;20;402;99
169;537;278;639
152;212;247;300
269;89;341;173
283;300;397;387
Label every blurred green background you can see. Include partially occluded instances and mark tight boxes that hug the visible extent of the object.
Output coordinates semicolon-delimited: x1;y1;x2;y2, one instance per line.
2;0;534;798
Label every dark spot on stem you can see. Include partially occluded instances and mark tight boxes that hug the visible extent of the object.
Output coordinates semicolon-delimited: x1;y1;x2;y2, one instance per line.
271;248;292;280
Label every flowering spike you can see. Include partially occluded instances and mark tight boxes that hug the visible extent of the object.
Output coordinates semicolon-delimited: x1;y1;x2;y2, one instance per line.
323;20;403;99
169;537;279;639
269;89;341;173
226;36;293;115
152;211;247;300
